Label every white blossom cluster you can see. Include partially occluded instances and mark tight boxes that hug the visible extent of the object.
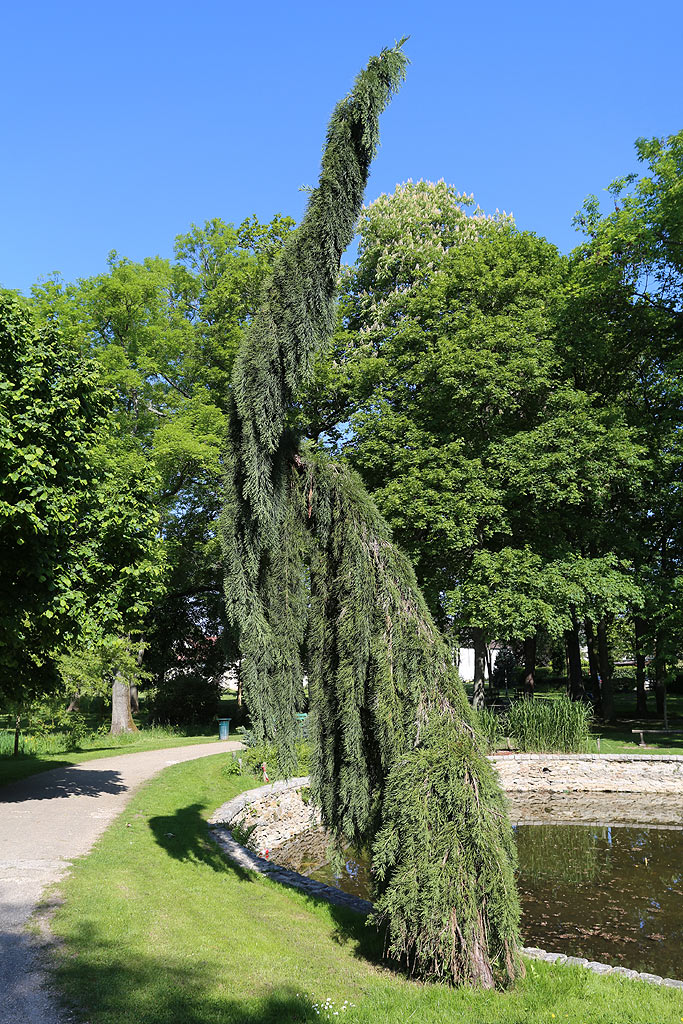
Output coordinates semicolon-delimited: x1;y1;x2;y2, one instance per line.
347;179;514;337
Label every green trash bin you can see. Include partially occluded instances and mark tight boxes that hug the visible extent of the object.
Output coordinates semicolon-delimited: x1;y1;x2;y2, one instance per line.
218;718;231;740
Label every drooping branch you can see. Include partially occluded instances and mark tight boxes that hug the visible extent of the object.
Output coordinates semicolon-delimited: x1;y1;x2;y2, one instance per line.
220;44;522;987
300;452;521;986
221;43;410;760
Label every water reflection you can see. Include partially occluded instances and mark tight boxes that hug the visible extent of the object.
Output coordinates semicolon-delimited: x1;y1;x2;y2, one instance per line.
516;822;683;977
273;794;683;978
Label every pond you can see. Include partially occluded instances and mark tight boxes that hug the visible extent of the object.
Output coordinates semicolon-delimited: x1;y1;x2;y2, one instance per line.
272;793;683;979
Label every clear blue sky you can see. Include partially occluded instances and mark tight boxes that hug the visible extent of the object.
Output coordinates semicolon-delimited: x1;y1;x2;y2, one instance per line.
2;0;682;294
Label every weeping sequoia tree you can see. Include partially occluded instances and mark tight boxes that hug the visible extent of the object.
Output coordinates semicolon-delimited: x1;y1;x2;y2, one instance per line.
220;42;522;988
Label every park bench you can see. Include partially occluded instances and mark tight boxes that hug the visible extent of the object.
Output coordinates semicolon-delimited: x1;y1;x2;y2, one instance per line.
631;727;683;747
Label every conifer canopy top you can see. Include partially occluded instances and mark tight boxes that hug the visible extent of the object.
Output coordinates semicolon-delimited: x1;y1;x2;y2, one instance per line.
220;42;522;987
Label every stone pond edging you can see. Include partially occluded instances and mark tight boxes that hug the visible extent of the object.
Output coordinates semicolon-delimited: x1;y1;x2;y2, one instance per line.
490;752;683;794
207;763;683;989
208;778;372;914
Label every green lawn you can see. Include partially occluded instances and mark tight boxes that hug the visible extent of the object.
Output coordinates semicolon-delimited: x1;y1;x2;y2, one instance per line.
47;754;683;1024
0;731;222;788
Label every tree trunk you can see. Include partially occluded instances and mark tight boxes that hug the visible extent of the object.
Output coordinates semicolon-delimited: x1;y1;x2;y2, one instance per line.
236;660;243;708
523;635;536;699
584;619;600;711
472;629;486;710
13;713;21;757
654;636;667;720
634;616;648;716
66;692;80;713
130;641;144;714
111;677;138;735
484;646;494;695
597;617;615;722
565;609;584;700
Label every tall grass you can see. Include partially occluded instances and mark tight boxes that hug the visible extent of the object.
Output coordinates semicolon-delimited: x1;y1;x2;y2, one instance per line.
505;695;592;753
474;707;505;753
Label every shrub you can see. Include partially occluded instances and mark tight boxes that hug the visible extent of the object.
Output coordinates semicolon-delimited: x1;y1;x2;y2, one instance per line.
670;672;683;695
505;695;592;753
240;739;312;780
147;670;220;726
221;754;243;777
490;647;517;689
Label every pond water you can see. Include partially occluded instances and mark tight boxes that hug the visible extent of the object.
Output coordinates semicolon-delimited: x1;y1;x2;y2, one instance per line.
273;794;683;979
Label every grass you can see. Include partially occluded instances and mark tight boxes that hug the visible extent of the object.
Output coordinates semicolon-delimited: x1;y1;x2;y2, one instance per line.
0;728;222;788
47;753;683;1024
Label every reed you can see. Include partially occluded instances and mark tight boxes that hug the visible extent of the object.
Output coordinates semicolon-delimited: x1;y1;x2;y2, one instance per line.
506;696;592;753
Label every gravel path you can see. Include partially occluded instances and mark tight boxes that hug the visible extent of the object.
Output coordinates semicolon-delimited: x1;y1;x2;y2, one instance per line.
0;740;241;1024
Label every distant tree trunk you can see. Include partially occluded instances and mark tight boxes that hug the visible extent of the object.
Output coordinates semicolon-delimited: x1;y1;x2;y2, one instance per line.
236;660;243;707
484;646;494;695
584;619;600;710
66;692;81;713
13;713;21;757
130;641;144;714
634;616;648;716
565;608;584;700
654;635;667;720
111;676;138;735
523;635;536;699
472;629;486;710
597;617;615;722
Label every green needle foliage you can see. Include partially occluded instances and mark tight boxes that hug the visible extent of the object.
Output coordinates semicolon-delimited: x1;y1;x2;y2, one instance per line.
221;43;521;987
222;42;411;764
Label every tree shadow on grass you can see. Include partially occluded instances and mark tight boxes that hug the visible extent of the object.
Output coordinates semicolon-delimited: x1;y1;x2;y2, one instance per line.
148;801;396;976
599;723;683;753
148;803;254;882
50;920;325;1024
294;890;397;976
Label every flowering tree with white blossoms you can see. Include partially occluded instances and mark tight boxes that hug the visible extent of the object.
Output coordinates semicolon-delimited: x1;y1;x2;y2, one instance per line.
347;179;513;337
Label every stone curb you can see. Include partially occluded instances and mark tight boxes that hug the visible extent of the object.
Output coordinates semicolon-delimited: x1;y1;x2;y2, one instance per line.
521;947;683;988
491;754;683;762
208;777;372;915
491;753;683;795
208;777;683;989
208;776;311;826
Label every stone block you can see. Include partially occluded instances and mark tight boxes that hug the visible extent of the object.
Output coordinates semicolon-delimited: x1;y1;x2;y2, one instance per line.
611;967;639;979
585;962;612;974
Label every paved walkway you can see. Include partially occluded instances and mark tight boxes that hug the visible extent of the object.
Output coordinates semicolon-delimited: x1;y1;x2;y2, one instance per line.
0;741;241;1024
